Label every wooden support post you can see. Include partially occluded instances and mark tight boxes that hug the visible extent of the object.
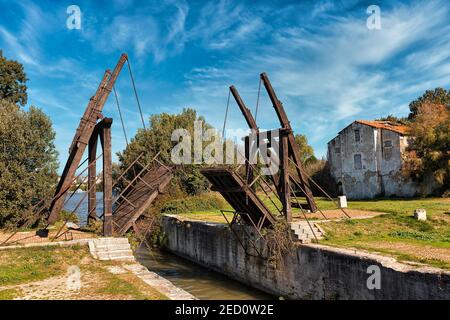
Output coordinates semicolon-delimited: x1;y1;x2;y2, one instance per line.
47;54;128;224
87;128;98;225
260;72;318;213
100;118;113;236
281;133;292;222
244;136;255;188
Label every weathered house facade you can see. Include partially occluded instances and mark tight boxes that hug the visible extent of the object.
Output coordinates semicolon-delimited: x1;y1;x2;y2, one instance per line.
327;120;418;199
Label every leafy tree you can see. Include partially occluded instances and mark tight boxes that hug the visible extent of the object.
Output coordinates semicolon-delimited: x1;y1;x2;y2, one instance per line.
117;108;213;195
409;88;450;119
375;114;410;125
294;134;316;165
0;51;28;107
0;100;59;227
405;102;450;195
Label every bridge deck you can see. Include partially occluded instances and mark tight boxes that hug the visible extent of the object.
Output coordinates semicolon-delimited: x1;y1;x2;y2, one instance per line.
112;165;172;236
201;168;276;228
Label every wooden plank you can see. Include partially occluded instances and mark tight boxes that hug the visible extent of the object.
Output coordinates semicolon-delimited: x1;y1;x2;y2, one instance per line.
87;124;99;225
260;72;318;213
201;168;276;228
100;118;113;236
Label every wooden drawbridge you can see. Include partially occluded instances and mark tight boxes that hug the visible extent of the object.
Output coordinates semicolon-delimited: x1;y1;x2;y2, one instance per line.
201;168;276;229
111;155;173;236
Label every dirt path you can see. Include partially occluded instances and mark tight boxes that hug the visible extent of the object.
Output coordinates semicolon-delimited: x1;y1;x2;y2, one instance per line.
0;229;95;246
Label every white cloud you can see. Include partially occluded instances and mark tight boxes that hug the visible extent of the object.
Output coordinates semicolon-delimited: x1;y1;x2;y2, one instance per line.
182;0;450;157
188;0;266;50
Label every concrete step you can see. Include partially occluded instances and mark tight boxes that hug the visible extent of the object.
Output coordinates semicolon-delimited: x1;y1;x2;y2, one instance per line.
89;237;135;261
94;243;132;251
96;249;134;256
293;227;322;234
94;237;130;245
290;222;325;243
97;255;135;261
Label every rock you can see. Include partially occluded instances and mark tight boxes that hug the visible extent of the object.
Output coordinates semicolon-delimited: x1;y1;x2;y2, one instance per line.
66;222;80;230
338;196;348;208
414;209;427;221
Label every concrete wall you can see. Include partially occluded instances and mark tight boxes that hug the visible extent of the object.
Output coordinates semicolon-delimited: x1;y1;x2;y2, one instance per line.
161;215;450;300
328;122;418;199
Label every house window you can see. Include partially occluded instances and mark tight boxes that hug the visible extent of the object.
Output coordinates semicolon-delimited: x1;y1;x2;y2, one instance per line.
335;147;341;153
384;140;393;148
354;154;362;170
354;129;360;142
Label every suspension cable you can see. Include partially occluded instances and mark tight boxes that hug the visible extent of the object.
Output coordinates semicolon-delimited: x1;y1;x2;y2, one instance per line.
222;89;231;139
113;86;129;146
126;59;146;130
255;78;262;122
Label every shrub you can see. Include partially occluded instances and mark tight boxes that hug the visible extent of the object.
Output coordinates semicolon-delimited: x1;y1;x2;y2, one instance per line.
304;160;339;197
161;192;227;214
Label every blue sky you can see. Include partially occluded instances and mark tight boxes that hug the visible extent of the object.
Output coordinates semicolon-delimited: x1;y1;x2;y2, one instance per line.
0;0;449;172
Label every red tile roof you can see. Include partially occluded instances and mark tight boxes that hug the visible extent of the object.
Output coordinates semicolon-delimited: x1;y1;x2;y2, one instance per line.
355;120;410;135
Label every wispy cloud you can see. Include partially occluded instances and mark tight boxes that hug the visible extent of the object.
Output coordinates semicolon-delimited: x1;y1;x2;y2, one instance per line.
1;0;449;166
182;0;450;157
188;0;266;50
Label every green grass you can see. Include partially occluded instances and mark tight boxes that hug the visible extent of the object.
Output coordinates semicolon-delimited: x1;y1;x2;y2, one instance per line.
0;288;21;300
315;197;450;269
96;273;149;300
0;246;167;300
0;246;86;286
319;198;449;245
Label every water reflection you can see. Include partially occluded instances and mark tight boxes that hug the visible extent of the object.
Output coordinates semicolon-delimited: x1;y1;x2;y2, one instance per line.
136;246;274;300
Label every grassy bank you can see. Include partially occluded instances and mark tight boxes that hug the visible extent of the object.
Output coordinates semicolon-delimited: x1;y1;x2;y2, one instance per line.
173;194;450;269
317;197;450;269
0;245;167;300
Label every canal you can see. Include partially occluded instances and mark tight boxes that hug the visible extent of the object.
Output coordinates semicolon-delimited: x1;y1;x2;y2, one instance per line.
65;192;273;300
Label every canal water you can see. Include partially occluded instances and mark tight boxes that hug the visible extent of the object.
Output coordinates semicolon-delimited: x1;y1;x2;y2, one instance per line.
64;192;273;300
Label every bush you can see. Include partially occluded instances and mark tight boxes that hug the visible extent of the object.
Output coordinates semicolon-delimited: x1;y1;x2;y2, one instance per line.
0;100;58;228
161;192;227;214
304;160;339;197
58;210;79;224
174;166;209;195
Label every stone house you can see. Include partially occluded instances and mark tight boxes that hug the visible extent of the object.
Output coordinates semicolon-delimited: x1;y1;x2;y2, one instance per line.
327;120;419;199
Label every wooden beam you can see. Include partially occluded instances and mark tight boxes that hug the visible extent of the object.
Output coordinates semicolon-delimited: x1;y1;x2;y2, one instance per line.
281;133;292;222
230;85;258;130
48;54;128;224
87;124;99;225
100;118;113;236
260;72;318;213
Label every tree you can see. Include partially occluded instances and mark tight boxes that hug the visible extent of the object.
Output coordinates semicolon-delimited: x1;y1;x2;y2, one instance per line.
405;102;450;195
409;88;450;120
0;100;59;227
375;114;409;125
117;108;212;195
0;51;28;107
294;134;317;165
